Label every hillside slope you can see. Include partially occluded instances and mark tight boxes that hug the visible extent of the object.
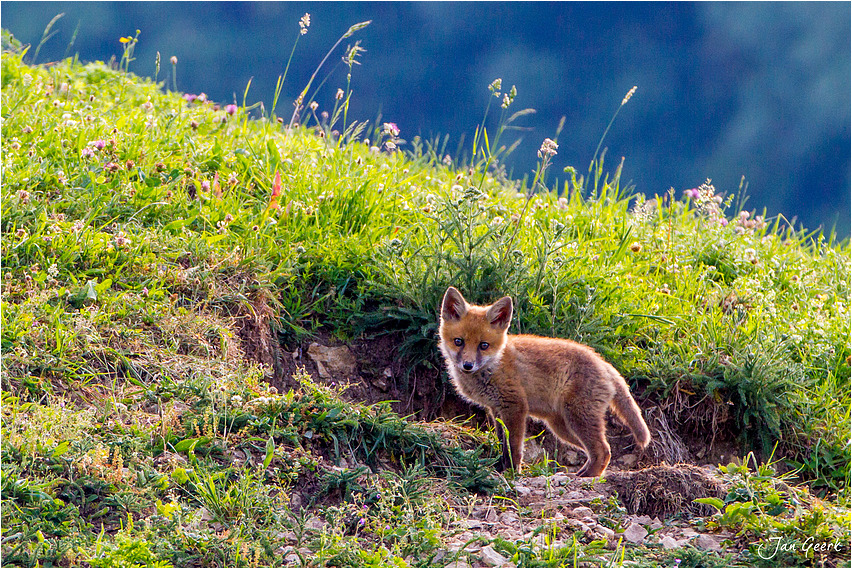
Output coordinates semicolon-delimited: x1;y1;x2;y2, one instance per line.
1;41;849;567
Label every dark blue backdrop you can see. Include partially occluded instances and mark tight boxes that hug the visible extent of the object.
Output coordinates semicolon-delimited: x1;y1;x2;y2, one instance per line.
3;2;849;236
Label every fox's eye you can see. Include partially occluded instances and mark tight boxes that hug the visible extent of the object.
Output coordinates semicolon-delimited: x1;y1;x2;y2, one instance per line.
479;342;489;350
454;338;464;347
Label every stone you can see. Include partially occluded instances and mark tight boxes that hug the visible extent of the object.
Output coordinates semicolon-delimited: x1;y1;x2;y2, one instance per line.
307;343;357;379
527;475;548;488
484;508;498;522
480;545;509;567
305;516;325;531
650;517;664;530
661;535;681;550
623;522;648;544
595;525;615;540
513;484;531;496
620;453;637;467
564;450;581;465
695;533;722;551
524;440;546;464
499;511;519;525
371;377;389;391
571;506;594;519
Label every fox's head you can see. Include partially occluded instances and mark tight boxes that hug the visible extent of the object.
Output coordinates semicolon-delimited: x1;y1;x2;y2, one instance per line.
438;287;513;374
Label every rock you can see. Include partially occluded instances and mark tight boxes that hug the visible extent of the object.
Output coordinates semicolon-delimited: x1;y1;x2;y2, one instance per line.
650;517;664;530
305;516;325;531
695;533;722;551
484;508;498;522
623;522;648;544
513;484;531;496
283;552;300;565
527;475;548;488
444;562;472;568
595;525;615;540
551;473;569;485
480;545;510;567
564;450;581;465
524;440;546;464
661;535;681;550
371;377;389;391
307;343;357;379
571;506;594;519
620;453;637;467
499;512;519;525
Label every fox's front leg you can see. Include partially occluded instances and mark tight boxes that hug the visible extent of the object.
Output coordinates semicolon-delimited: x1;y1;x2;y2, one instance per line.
491;405;527;472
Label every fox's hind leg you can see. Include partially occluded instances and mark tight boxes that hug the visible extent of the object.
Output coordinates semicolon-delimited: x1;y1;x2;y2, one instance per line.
562;402;611;477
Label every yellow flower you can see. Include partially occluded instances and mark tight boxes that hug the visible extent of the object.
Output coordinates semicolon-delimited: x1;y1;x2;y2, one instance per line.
119;36;132;44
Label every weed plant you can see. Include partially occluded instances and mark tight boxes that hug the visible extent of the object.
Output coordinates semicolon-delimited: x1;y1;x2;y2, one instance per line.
1;16;849;568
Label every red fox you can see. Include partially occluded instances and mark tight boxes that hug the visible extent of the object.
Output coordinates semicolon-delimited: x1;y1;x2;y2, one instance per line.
439;286;650;477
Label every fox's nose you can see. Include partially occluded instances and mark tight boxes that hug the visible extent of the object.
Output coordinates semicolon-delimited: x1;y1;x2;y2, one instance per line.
462;361;474;372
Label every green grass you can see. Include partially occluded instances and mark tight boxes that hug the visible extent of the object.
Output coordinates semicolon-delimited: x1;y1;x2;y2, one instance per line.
1;21;850;568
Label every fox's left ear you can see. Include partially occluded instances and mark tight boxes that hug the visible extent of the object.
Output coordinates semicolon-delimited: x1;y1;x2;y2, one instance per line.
487;296;513;331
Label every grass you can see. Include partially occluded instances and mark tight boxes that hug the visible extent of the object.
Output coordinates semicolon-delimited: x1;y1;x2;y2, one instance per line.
1;18;850;568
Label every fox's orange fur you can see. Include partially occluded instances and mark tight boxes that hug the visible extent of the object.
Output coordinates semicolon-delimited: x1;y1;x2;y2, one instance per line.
439;287;650;477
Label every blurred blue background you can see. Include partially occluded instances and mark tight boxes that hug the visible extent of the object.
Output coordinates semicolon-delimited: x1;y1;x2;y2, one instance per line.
3;2;849;237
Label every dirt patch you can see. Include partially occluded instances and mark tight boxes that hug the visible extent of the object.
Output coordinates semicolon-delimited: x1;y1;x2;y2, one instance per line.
605;464;728;517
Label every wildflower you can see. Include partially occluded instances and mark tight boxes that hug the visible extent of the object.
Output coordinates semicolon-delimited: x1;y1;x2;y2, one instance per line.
228;172;238;186
629;241;642;253
170;55;178;65
538;138;558;159
299;13;310;34
384;141;397;152
201;180;211;192
183;93;197;103
9;140;20;151
90;139;107;151
190;120;199;130
267;170;282;211
501;85;517;109
383;122;400;137
488;78;502;95
336;88;345;100
114;232;131;248
47;263;59;278
105;162;120;173
225;104;238;115
141;287;149;297
142;99;153;112
15;228;27;239
308;101;319;112
621;86;638;106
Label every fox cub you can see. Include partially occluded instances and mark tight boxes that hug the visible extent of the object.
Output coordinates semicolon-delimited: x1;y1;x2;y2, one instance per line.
439;287;650;477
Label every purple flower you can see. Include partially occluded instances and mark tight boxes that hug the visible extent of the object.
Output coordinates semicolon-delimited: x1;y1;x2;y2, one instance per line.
201;180;211;192
684;188;700;200
383;122;400;137
81;147;95;159
183;94;198;103
90;139;107;151
225;104;238;115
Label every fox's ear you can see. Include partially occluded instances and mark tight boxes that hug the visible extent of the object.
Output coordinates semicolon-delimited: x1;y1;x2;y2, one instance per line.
441;287;467;321
487;296;513;331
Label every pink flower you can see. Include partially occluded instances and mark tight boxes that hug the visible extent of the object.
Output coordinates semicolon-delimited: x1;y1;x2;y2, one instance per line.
201;180;211;192
90;139;107;151
383;122;400;137
225;104;238;115
81;147;95;159
183;93;198;103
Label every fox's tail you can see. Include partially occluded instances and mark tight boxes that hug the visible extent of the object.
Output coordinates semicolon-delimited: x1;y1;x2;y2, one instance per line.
610;373;651;449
